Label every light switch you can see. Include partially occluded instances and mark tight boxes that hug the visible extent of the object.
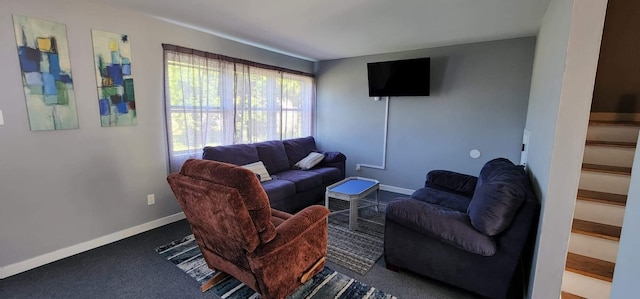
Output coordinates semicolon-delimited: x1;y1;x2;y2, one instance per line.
0;110;4;125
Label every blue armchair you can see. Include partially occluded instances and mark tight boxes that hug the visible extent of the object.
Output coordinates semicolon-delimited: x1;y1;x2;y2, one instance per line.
383;158;540;299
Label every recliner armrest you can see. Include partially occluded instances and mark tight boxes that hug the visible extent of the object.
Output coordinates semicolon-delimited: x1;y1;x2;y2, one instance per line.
426;170;478;197
386;198;496;256
253;205;329;253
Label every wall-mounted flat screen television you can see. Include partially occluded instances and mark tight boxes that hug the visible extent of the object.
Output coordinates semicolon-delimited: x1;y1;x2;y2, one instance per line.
367;57;430;97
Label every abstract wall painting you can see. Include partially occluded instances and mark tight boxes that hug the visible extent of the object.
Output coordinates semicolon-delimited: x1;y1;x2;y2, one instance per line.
13;15;79;131
91;29;136;127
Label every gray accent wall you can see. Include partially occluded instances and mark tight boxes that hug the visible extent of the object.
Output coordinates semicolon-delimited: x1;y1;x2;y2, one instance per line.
315;38;536;190
523;0;607;298
0;0;312;268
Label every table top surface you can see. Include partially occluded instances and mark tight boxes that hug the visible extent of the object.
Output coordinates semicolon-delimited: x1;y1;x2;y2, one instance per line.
327;177;379;195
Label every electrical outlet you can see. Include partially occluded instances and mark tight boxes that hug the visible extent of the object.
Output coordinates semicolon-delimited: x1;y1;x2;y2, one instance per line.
147;194;155;205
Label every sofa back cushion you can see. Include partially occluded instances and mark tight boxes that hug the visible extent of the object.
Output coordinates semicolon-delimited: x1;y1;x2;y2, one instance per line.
255;140;291;174
283;136;317;168
468;158;528;236
203;144;259;166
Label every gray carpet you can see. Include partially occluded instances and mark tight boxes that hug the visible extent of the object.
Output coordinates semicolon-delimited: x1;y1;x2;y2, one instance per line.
0;191;479;299
155;234;397;298
327;198;385;275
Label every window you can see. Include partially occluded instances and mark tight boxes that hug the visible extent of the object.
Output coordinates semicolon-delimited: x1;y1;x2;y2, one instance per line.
163;45;315;172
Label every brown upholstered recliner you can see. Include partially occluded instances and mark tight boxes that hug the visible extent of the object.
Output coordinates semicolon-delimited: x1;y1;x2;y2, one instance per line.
167;159;329;299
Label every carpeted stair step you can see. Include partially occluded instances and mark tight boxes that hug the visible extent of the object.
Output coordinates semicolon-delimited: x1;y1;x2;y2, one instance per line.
582;163;632;175
561;291;586;299
565;252;615;282
577;189;627;207
571;219;621;241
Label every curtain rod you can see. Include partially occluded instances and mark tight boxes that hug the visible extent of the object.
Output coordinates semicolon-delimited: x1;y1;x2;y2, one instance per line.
162;44;314;77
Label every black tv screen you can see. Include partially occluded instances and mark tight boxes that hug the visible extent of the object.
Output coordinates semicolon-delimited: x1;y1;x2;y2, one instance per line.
367;58;430;97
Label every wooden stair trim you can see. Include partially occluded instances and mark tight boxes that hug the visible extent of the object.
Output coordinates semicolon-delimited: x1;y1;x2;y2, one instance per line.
565;252;615;282
577;189;627;206
561;291;586;299
585;140;636;148
582;163;632;175
589;120;640;127
572;219;621;241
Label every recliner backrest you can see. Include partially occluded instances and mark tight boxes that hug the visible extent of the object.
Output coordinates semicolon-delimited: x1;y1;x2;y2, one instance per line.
173;159;276;245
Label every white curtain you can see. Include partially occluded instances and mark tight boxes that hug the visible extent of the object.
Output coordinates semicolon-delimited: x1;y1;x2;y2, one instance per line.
163;46;314;172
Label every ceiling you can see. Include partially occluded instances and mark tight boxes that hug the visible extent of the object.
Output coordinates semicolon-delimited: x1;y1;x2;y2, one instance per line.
95;0;551;61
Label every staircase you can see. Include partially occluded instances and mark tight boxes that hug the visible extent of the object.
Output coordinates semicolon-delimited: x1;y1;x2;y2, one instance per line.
561;117;639;298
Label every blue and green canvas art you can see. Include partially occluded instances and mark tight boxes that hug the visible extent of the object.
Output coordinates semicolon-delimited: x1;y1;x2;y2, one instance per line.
13;15;79;131
91;29;136;127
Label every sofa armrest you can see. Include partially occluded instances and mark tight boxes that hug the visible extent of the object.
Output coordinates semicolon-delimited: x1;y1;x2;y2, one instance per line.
317;151;346;178
426;170;478;197
386;198;496;256
319;151;346;164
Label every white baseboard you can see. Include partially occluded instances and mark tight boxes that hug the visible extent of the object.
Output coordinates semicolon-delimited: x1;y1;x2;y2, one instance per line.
380;184;415;195
0;212;186;279
590;112;640;121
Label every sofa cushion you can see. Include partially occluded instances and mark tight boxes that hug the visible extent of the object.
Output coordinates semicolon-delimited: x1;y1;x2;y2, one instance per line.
255;140;291;174
411;187;471;213
261;179;297;203
467;182;525;236
283;136;317;168
276;170;323;192
308;167;342;184
475;158;519;191
386;198;497;256
203;144;259;166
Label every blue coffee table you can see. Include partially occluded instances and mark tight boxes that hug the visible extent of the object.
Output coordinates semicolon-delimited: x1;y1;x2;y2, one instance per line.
325;177;380;230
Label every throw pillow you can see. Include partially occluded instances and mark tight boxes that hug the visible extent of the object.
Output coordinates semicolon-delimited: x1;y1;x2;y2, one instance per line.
294;152;325;170
467;182;525;236
241;161;272;182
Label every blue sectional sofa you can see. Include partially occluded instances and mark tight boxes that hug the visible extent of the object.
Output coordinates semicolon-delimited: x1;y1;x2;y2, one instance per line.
202;136;346;213
383;158;540;299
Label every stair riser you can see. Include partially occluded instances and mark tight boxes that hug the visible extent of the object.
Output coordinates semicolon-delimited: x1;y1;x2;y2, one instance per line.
562;271;611;299
583;146;635;168
568;233;619;263
579;171;630;195
587;125;639;143
574;200;626;227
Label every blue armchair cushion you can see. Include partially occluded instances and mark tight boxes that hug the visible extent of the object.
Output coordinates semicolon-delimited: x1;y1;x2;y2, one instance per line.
467;182;525;236
386;198;496;256
426;170;478;197
411;187;471;213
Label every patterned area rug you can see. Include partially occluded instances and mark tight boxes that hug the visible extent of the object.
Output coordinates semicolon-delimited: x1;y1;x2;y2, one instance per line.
326;198;386;275
155;235;396;299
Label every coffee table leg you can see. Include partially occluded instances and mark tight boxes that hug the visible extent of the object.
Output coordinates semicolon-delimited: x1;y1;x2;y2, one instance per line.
349;199;358;230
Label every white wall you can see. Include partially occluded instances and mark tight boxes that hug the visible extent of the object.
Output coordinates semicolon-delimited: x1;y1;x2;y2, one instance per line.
611;131;640;297
316;38;536;189
0;0;312;273
525;0;607;298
